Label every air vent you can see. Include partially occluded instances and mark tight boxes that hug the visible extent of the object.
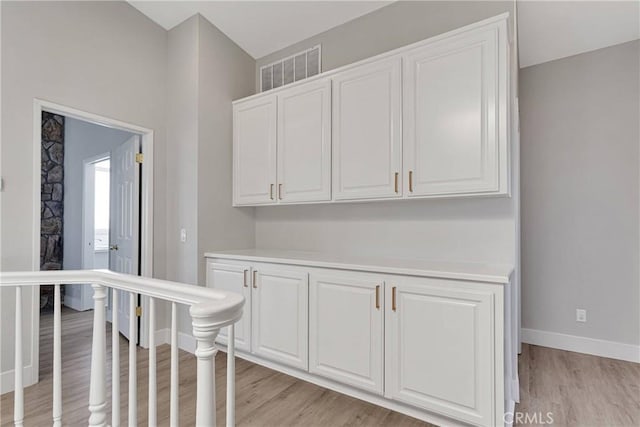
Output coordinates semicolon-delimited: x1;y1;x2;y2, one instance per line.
260;45;321;92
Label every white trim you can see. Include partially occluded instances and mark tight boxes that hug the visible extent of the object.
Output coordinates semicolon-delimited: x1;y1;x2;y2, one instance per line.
215;348;460;427
0;365;34;395
521;328;640;363
155;328;197;354
164;334;513;426
32;99;155;386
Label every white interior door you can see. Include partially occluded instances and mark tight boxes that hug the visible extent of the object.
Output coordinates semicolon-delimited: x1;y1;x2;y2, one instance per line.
109;134;141;341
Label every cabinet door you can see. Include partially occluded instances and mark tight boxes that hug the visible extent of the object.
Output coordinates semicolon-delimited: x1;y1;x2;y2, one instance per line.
404;25;506;197
277;80;331;203
309;271;384;394
385;277;495;426
206;262;251;352
332;58;402;200
233;96;277;205
252;266;308;370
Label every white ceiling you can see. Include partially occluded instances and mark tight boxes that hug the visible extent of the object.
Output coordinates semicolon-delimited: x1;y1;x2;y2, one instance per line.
128;1;393;58
518;0;640;68
129;1;640;66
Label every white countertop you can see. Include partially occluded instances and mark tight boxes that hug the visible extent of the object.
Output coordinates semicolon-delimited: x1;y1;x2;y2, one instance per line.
204;249;514;284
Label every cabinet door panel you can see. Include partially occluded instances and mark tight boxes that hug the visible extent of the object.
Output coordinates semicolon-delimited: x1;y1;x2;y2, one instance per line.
206;262;251;352
252;267;308;370
233;96;277;205
404;26;504;196
277;80;331;203
309;272;384;394
386;278;494;425
333;58;402;200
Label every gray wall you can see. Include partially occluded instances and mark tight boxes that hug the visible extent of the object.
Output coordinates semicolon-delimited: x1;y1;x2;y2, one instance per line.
63;117;135;271
253;1;518;268
196;15;255;285
520;40;640;345
166;15;199;287
256;1;513;89
165;15;256;334
1;0;168;377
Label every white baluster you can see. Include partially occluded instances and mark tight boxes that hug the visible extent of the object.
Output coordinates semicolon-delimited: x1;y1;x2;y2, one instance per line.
88;284;107;427
112;290;120;427
170;302;179;427
129;292;137;426
191;308;221;427
14;286;24;427
226;324;235;427
53;284;62;427
148;297;157;426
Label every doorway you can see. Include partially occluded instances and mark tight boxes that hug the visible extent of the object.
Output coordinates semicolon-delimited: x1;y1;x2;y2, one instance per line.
33;99;155;385
82;155;111;271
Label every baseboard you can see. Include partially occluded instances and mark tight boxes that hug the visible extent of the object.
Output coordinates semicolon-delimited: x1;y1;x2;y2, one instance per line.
154;328;170;346
0;365;36;395
511;377;520;402
154;328;196;354
217;348;461;427
63;294;92;312
521;328;640;363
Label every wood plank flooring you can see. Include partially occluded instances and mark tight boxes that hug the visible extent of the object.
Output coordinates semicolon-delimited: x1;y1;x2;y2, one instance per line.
1;308;638;426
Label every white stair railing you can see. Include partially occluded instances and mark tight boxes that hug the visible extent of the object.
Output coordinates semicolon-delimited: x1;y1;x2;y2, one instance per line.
0;269;244;427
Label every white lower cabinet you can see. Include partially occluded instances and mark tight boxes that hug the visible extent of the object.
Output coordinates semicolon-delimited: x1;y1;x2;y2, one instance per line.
251;266;309;370
206;255;511;427
206;262;252;352
385;277;496;426
309;271;384;394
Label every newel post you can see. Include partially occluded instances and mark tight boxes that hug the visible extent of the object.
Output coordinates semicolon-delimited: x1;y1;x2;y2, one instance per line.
191;307;221;427
88;284;107;427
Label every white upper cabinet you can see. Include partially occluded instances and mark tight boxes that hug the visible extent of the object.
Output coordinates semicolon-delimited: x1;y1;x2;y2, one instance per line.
233;96;277;205
332;58;402;200
232;15;511;205
277;80;332;203
403;23;508;197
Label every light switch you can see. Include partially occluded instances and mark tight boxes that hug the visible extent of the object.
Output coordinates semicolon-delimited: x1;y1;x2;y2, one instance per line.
180;228;187;243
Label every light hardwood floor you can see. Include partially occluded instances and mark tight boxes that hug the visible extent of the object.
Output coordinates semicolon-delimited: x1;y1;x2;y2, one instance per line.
1;308;638;426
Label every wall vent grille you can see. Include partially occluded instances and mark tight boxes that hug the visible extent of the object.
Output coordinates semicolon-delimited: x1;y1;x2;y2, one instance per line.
260;45;321;92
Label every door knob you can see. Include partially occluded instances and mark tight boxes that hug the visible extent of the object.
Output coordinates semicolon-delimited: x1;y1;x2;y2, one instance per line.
109;244;119;251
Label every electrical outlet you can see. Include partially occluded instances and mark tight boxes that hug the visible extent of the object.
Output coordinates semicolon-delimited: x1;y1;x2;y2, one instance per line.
576;309;587;323
180;228;187;243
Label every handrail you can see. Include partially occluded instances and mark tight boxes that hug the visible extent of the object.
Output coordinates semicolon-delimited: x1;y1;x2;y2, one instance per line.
0;269;245;328
2;269;244;427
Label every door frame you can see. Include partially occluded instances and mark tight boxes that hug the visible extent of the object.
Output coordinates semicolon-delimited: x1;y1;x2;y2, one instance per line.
32;98;155;383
